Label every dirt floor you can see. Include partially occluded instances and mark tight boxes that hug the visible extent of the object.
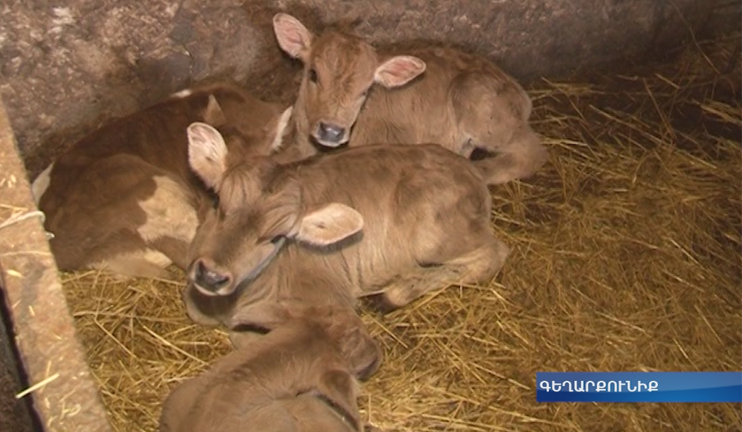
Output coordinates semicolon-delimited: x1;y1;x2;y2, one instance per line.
27;30;742;432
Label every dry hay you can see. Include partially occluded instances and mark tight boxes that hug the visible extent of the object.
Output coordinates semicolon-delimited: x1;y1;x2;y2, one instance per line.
60;31;741;432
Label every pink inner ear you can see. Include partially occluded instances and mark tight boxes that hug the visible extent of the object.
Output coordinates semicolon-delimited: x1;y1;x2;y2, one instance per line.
283;27;304;48
387;60;418;76
275;19;309;58
376;57;425;87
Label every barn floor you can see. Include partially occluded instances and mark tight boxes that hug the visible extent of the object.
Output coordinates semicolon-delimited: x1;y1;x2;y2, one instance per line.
56;32;741;432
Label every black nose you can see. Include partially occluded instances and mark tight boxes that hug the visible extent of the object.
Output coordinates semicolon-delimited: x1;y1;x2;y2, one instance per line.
193;259;231;293
317;122;345;144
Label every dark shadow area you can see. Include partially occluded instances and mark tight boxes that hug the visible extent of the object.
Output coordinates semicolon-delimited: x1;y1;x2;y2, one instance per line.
0;278;44;432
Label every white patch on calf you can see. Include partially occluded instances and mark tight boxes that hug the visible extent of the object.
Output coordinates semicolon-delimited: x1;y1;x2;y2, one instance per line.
271;106;293;151
31;162;54;206
171;88;193;99
137;175;198;246
94;249;173;280
141;248;174;267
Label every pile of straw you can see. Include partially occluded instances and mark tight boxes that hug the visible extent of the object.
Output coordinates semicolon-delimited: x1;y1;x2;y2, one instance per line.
61;32;741;432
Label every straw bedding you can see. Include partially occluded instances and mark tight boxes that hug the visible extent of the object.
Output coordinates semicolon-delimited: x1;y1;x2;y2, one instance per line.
60;32;741;432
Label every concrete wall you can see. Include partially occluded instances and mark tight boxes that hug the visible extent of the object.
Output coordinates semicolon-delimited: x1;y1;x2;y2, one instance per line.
1;0;739;175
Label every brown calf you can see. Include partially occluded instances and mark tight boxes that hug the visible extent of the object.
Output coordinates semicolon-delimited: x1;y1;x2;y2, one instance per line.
32;83;292;278
182;123;510;339
159;305;380;432
272;13;548;185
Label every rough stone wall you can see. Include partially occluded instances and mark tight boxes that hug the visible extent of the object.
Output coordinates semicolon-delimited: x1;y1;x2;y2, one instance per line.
0;0;739;175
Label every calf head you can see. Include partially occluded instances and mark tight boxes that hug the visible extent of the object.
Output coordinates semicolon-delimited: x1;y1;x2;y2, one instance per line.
185;122;365;297
282;306;382;430
273;13;426;147
277;303;383;380
319;309;383;381
192;84;293;158
160;305;381;432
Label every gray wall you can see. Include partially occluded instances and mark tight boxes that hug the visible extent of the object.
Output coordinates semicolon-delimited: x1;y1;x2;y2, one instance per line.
1;0;739;174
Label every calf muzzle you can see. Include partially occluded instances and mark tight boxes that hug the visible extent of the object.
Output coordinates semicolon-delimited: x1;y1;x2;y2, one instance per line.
316;122;346;146
189;258;232;296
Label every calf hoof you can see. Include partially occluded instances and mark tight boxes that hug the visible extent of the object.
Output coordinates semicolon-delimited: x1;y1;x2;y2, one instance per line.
361;293;400;315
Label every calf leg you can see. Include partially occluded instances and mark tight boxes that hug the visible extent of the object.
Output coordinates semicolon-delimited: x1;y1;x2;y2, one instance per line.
150;236;191;270
84;227;192;281
471;125;549;185
452;73;548;184
368;235;510;312
96;248;173;279
88;236;188;280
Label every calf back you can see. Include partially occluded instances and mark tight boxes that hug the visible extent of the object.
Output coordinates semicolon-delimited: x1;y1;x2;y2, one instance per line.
159;307;375;432
36;83;290;276
350;47;532;148
184;130;507;333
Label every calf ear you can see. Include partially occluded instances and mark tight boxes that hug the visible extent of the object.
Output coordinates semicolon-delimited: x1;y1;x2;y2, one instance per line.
293;203;363;247
339;326;383;381
187;122;228;189
273;13;313;62
374;55;426;88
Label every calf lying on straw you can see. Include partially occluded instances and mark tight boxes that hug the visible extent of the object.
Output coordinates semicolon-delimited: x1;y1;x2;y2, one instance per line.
182;122;510;344
273;12;548;185
31;83;292;279
159;305;380;432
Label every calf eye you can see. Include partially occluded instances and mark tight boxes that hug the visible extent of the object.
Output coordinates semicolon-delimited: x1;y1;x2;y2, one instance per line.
206;188;220;209
309;68;318;83
361;88;370;97
258;234;285;244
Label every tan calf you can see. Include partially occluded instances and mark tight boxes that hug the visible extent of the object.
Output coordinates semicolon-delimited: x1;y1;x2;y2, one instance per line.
181;123;510;338
159;305;380;432
32;83;292;278
272;13;548;185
